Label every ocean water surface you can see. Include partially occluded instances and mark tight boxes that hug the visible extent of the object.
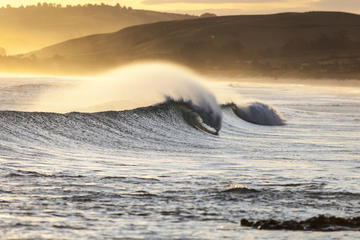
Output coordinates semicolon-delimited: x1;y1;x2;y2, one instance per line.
0;67;359;239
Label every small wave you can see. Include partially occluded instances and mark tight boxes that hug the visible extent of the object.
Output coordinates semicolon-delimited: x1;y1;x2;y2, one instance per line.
130;191;158;198
240;215;360;231
52;225;86;230
223;184;260;194
101;176;161;183
222;102;285;126
4;170;84;179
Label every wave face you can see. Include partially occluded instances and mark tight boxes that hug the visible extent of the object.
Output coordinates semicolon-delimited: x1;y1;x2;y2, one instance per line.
223;102;285;126
0;100;221;154
165;97;222;134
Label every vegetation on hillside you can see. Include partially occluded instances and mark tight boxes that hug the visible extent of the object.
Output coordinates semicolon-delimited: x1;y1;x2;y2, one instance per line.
1;11;360;79
0;3;193;54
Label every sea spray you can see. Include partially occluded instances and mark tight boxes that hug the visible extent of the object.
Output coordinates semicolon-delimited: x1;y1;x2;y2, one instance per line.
29;62;223;131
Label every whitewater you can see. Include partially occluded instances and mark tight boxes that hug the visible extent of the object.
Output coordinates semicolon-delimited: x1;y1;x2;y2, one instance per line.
0;63;359;239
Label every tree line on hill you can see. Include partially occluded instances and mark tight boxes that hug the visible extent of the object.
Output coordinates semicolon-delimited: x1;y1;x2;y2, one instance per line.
0;2;192;54
1;3;132;10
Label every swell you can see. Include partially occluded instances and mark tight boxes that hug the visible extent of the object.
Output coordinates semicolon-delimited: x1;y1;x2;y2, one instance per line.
0;100;220;150
0;99;286;151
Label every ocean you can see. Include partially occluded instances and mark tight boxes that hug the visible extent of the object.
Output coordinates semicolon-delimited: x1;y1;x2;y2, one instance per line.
0;64;359;239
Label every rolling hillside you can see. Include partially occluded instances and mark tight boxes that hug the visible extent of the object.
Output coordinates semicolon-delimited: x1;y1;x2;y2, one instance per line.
3;11;360;79
0;4;193;54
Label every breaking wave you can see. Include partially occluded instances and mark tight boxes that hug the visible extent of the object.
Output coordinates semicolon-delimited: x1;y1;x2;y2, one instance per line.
0;64;286;143
165;97;221;134
222;102;285;126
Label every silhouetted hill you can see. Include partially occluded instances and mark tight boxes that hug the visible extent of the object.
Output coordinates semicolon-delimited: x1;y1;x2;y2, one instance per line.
3;11;360;79
0;4;193;54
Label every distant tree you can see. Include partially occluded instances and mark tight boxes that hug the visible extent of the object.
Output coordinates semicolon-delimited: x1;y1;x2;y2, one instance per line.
200;12;217;18
0;47;6;56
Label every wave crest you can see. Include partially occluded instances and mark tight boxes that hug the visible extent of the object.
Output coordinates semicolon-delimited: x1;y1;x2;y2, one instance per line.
223;102;285;126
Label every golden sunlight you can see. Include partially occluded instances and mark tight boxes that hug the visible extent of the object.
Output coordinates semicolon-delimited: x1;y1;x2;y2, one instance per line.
1;0;359;15
0;0;359;239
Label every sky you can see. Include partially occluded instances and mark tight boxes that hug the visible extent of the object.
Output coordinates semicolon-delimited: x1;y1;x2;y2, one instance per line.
1;0;359;15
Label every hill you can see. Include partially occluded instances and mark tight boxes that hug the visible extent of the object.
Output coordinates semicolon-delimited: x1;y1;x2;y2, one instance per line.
0;3;193;54
2;11;360;79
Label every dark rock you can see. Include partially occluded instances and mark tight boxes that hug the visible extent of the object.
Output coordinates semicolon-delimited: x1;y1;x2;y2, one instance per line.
240;215;360;231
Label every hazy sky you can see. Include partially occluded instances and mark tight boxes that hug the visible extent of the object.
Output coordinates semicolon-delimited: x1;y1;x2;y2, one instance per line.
1;0;359;15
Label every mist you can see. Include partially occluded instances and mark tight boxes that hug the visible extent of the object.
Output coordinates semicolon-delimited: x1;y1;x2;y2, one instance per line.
29;63;221;114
